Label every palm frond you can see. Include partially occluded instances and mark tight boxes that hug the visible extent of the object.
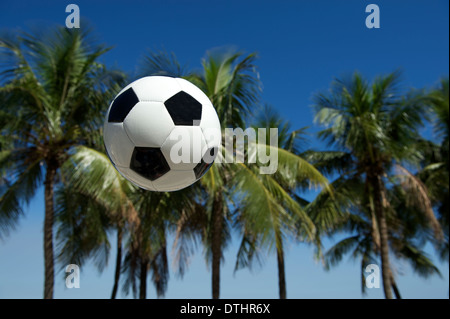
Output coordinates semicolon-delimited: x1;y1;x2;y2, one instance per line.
394;164;443;241
324;235;362;270
55;186;111;273
397;244;442;278
139;49;188;78
0;148;42;239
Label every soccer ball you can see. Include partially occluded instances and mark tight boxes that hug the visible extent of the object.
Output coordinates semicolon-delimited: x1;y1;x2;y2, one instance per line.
103;76;221;192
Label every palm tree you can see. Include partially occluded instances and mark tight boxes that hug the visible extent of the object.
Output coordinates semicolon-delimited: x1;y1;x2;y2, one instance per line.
59;143;196;299
120;191;169;299
56;145;137;299
142;50;330;299
141;49;262;299
188;50;262;299
121;187;197;299
420;78;449;260
320;176;441;298
233;106;328;299
0;27;123;298
312;71;442;299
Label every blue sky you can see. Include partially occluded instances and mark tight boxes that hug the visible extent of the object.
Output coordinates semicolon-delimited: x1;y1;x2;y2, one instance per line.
0;0;448;298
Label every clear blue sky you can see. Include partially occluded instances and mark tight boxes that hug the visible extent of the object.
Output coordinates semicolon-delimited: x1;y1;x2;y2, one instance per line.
0;0;448;299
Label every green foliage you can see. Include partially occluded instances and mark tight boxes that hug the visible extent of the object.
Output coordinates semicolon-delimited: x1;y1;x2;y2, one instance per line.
311;72;445;297
1;25;448;298
0;27;125;239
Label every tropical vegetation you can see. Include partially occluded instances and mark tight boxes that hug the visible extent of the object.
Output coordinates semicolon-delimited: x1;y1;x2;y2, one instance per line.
0;27;447;299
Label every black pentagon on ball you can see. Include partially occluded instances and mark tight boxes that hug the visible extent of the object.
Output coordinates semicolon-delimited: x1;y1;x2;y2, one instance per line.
108;88;139;122
164;91;202;126
194;147;217;179
130;147;170;181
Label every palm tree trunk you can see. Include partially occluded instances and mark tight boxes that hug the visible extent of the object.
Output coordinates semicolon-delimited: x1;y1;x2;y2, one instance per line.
211;196;223;299
276;235;287;299
370;209;380;252
370;174;393;299
389;269;401;299
391;278;401;299
43;165;57;299
139;258;148;299
111;227;123;299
